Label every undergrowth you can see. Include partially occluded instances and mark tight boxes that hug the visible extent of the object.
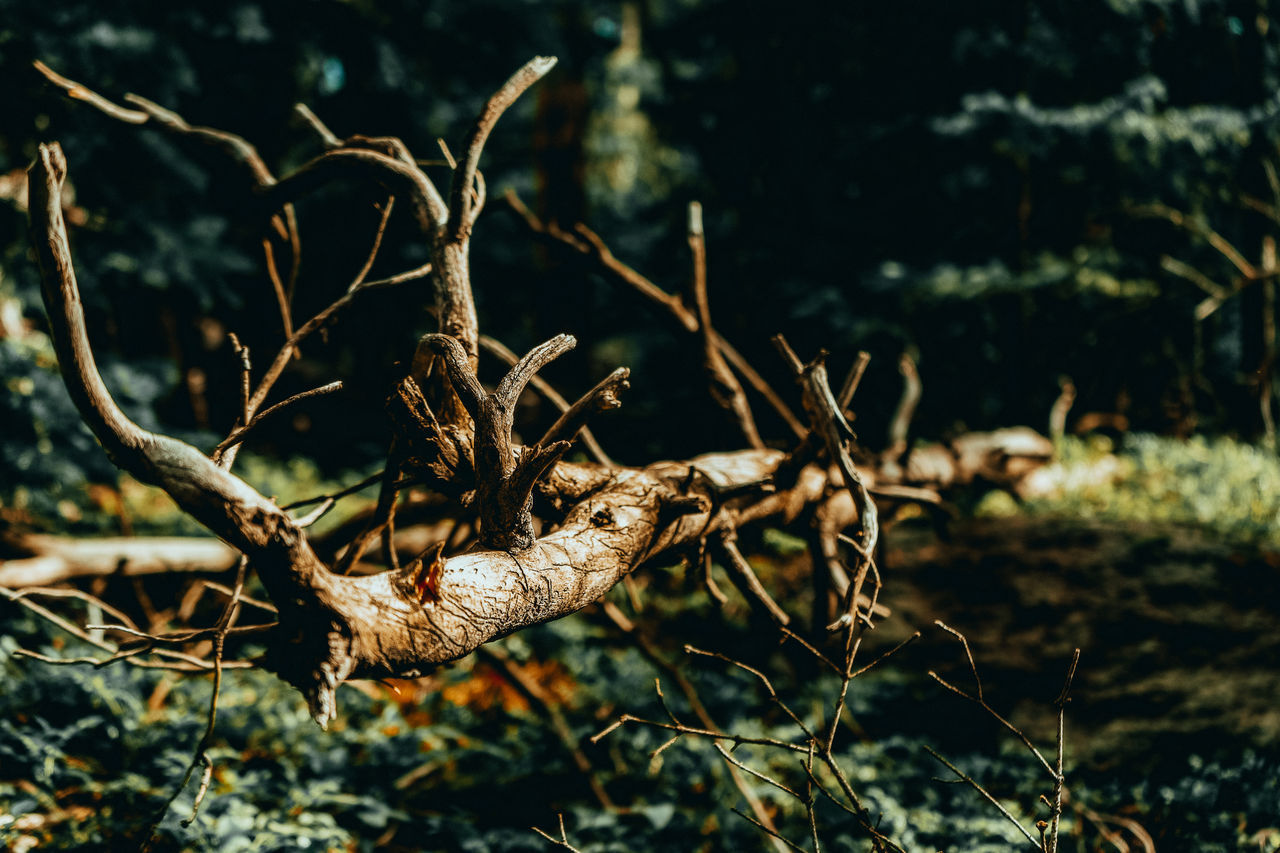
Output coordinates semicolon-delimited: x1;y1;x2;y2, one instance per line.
4;433;1280;850
980;433;1280;547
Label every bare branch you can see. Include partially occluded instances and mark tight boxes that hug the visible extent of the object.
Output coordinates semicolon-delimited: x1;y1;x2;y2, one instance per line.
262;238;296;345
930;620;1055;777
1159;255;1229;299
145;557;248;841
33;60;148;123
593;602;793;852
837;351;871;412
506;190;806;437
538;367;630;449
213;380;342;463
729;809;808;853
925;747;1041;848
1046;649;1082;853
264;147;446;237
32;147;314;563
688;201;764;448
0;534;237;587
685;645;814;739
775;335;880;600
1130;202;1261;280
447;57;557;241
531;813;583;853
418;334;487;418
712;743;802;800
348;196;396;291
496;333;576;406
885;353;920;460
293;102;342;149
716;533;791;626
481;335;616;466
1048;377;1076;443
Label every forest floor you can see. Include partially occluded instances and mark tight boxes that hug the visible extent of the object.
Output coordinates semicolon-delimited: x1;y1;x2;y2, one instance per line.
863;513;1280;820
5;461;1280;850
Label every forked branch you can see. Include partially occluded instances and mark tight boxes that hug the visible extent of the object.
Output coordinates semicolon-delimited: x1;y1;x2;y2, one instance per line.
422;332;585;550
27;62;886;764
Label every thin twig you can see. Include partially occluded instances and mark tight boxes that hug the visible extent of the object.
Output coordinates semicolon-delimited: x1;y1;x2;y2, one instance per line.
593;602;792;853
1159;255;1228;299
685;645;814;739
1046;649;1082;853
505;190;805;437
293;103;342;149
244;261;432;422
925;746;1040;848
262;238;295;346
929;620;1055;778
712;742;802;800
212;381;342;463
730;808;808;853
144;556;248;844
590;713;805;753
885;353;920;461
837;351;871;413
688;200;764;448
349;197;396;292
538;367;631;450
717;532;791;626
336;444;405;574
531;813;583;852
5;586;138;630
1129;202;1261;280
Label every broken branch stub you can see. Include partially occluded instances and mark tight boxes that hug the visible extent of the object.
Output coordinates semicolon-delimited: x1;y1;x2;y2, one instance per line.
422;332;580;551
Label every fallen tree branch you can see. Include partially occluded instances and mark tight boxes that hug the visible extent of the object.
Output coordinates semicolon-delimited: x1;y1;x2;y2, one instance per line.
30;141;854;731
0;534;238;588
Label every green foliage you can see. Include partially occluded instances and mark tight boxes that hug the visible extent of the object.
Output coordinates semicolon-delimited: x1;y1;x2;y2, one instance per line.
6;565;1278;851
0;613;1002;851
983;433;1280;545
5;2;1280;850
7;0;1280;483
0;330;115;529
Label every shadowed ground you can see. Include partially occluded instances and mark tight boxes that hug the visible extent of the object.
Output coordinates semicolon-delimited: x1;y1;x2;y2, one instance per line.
876;516;1280;769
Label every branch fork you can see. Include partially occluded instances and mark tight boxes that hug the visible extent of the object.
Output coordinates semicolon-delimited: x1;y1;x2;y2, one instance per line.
422;332;587;551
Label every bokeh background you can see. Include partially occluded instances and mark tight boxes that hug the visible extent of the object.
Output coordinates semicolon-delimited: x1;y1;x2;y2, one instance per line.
5;0;1280;500
2;2;1280;850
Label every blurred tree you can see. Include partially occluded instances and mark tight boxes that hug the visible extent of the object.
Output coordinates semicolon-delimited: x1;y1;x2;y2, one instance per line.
5;0;1280;530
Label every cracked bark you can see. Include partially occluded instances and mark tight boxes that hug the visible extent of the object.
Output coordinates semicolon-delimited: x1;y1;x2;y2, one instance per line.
27;132;842;727
25;53;1047;738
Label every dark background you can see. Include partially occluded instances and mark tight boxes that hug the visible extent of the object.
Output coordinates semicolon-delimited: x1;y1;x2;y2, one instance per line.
3;4;1280;850
4;0;1280;514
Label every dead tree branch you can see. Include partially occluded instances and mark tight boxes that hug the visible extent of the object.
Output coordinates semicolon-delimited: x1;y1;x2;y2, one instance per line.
505;189;806;439
30;136;849;730
25;59;897;780
0;534;238;587
688;201;764;447
479;335;616;466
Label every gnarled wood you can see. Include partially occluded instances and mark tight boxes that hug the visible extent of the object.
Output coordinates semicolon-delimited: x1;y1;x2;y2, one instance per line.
27;141;838;727
24;58;913;741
